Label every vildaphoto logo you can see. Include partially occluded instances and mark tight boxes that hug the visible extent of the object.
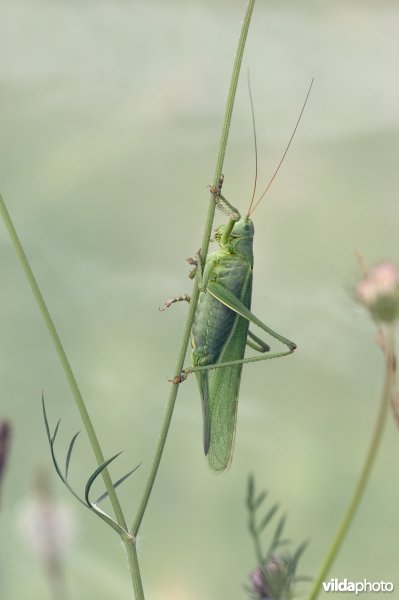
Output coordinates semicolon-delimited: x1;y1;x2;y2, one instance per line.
322;579;394;594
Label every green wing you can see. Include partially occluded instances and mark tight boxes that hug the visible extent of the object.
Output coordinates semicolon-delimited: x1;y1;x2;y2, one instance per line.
207;270;252;473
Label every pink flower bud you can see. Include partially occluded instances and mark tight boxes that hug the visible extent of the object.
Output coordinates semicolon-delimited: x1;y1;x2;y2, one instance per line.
356;261;399;323
250;566;266;595
249;557;286;598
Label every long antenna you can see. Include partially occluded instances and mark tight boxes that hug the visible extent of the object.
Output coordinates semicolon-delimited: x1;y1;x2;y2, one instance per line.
247;69;258;216
247;78;314;217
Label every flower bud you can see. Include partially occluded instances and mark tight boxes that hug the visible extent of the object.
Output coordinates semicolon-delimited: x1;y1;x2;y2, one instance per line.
249;557;286;599
356;261;399;323
250;565;267;596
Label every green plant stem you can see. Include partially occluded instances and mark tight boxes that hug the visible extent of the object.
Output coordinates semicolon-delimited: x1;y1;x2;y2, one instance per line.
0;194;127;533
124;540;145;600
250;522;264;566
131;0;256;543
132;0;255;539
308;325;396;600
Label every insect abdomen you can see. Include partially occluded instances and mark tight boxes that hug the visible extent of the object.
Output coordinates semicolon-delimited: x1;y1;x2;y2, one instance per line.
191;255;250;366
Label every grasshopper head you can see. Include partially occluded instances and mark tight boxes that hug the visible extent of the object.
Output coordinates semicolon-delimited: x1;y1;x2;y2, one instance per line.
231;217;254;239
213;217;254;256
214;217;254;241
229;217;254;257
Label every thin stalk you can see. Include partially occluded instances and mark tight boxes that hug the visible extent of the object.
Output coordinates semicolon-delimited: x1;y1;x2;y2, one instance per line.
46;562;68;600
0;194;127;531
207;0;257;257
308;325;396;600
131;0;256;539
249;520;264;566
124;540;145;599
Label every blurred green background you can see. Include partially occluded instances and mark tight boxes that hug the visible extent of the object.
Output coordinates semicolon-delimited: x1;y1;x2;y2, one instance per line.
1;1;399;598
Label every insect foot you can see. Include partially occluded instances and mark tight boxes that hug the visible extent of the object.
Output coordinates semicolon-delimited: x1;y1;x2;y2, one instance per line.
159;294;191;311
209;184;221;197
208;173;224;198
186;256;198;279
168;373;188;385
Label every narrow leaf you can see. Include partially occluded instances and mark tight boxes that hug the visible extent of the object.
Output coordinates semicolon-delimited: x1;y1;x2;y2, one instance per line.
83;451;130;535
87;501;128;535
42;393;51;442
84;451;123;506
41;394;86;507
267;514;287;556
247;473;255;508
65;431;81;480
95;462;141;505
257;503;279;533
275;514;286;539
51;418;61;445
253;490;267;511
292;540;309;569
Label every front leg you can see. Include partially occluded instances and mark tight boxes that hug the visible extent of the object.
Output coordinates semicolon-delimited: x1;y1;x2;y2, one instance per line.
160;251;201;310
159;293;191;312
162;250;216;311
209;178;241;222
210;188;241;222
